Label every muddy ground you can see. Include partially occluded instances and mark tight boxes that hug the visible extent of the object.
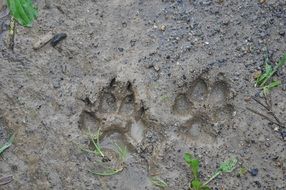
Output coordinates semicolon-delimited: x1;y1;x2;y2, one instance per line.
0;0;286;189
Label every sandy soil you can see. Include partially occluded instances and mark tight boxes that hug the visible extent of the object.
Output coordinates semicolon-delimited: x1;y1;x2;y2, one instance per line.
0;0;285;189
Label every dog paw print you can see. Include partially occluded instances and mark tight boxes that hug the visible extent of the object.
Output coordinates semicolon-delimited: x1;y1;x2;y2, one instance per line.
78;79;164;188
172;74;235;145
79;78;146;152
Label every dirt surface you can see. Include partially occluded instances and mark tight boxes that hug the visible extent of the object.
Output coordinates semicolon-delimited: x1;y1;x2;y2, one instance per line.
0;0;286;189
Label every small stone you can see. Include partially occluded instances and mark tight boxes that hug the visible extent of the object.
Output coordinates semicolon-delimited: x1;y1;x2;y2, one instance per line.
244;96;251;102
249;168;258;176
153;65;160;72
160;24;166;31
118;47;124;52
278;31;285;36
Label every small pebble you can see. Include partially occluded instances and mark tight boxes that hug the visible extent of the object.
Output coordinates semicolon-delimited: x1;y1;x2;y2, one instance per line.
278;31;285;36
249;168;258;176
160;24;166;31
154;65;160;72
51;33;67;47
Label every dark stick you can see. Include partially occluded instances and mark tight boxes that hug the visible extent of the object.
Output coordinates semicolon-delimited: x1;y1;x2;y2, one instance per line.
251;96;283;126
252;96;269;111
246;107;283;128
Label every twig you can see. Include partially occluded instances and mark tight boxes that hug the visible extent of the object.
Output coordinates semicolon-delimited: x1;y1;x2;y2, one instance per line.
251;96;283;126
246;107;283;128
0;175;13;186
9;16;15;50
251;96;269;111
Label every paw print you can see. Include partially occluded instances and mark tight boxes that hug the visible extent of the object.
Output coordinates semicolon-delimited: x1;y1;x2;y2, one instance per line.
78;79;163;189
172;73;235;145
79;78;146;152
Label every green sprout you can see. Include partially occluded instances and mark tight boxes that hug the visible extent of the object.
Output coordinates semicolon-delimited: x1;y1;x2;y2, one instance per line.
184;153;210;190
203;157;237;186
76;128;129;177
0;133;15;155
256;52;286;95
114;143;128;162
85;128;105;157
89;143;128;177
184;153;238;190
5;0;38;49
75;128;105;157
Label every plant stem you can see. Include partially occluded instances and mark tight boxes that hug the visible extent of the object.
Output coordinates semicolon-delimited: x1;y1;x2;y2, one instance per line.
9;16;15;50
203;171;221;186
0;134;14;155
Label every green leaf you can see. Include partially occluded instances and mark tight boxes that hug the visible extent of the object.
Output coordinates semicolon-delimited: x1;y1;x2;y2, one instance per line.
219;158;238;173
114;143;128;162
88;168;123;176
263;80;281;95
256;63;273;86
184;153;200;179
191;179;202;190
184;153;193;165
7;0;38;27
258;53;286;87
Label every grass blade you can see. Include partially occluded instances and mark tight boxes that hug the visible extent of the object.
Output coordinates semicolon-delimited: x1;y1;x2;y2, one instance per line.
114;143;128;162
260;53;286;87
0;134;15;155
151;177;168;188
88;167;123;176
